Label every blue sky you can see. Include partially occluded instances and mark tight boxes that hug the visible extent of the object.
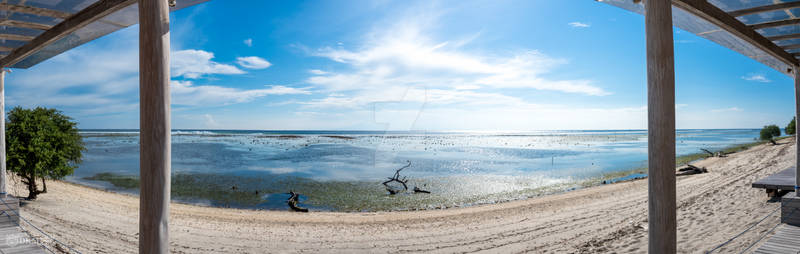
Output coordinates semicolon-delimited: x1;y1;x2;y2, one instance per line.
3;0;796;130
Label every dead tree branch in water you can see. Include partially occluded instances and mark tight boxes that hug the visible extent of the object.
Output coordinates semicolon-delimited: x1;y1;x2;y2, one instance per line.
700;148;714;157
383;161;411;195
287;191;309;212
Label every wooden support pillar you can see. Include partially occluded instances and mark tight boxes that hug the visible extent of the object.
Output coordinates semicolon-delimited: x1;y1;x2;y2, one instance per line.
646;0;677;253
0;70;5;197
795;67;800;197
138;0;171;253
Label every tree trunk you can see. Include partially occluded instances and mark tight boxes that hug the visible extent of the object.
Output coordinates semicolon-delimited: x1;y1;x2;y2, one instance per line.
41;177;47;193
26;175;40;200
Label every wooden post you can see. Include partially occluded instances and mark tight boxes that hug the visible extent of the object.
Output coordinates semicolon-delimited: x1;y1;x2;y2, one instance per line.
646;0;677;253
795;67;800;197
0;70;5;197
138;0;170;253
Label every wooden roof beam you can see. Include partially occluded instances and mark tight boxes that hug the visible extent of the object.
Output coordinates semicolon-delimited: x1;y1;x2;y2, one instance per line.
0;0;136;67
672;0;798;67
728;2;800;17
0;3;71;19
783;44;800;50
750;18;800;30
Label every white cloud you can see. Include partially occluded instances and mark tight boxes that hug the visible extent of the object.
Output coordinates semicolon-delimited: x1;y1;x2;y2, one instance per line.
236;56;272;69
741;73;770;83
244;38;253;47
298;14;609;115
309;69;329;75
171;49;245;79
204;114;219;128
307;21;609;96
568;22;590;28
171;81;310;106
4;28;142;119
454;85;480;90
302;87;524;109
3;22;300;128
262;85;312;95
711;107;743;113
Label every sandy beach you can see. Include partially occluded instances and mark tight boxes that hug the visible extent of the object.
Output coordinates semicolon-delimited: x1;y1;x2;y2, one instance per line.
3;138;793;253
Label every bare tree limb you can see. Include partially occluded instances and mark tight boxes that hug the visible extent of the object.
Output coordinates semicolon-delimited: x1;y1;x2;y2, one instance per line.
383;161;411;195
287;191;309;212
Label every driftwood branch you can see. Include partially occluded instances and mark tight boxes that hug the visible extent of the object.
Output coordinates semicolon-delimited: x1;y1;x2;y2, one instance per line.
287;191;309;212
700;148;730;158
413;186;430;194
383;161;411;195
677;164;707;176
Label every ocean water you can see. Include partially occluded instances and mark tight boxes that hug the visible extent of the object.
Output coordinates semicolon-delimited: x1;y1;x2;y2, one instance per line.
67;129;763;211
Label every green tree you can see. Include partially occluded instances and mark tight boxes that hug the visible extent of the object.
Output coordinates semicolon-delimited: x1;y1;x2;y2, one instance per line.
6;107;84;200
788;117;796;135
760;124;781;141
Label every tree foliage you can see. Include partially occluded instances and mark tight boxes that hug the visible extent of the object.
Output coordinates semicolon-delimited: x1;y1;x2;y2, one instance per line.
760;124;781;141
6;107;84;199
788;117;796;135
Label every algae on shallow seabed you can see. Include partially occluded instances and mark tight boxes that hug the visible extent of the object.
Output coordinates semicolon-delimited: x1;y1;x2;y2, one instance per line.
80;138;776;212
82;173;265;206
84;173;140;189
81;171;586;211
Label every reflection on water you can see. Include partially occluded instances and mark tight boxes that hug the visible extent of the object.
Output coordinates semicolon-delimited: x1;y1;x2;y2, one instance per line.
68;129;762;211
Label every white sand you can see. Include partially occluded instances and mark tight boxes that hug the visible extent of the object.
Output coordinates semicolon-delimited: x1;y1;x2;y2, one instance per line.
4;139;794;253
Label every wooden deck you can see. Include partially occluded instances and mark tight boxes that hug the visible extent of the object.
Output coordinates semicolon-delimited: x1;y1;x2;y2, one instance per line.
752;167;796;191
0;196;45;254
0;224;46;254
754;224;800;254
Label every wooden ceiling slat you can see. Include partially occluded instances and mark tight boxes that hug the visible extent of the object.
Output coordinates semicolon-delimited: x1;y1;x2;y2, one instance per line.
783;44;800;50
728;2;800;17
0;34;34;41
0;20;52;30
0;0;136;67
750;18;800;30
0;3;71;19
672;0;798;67
767;33;800;41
